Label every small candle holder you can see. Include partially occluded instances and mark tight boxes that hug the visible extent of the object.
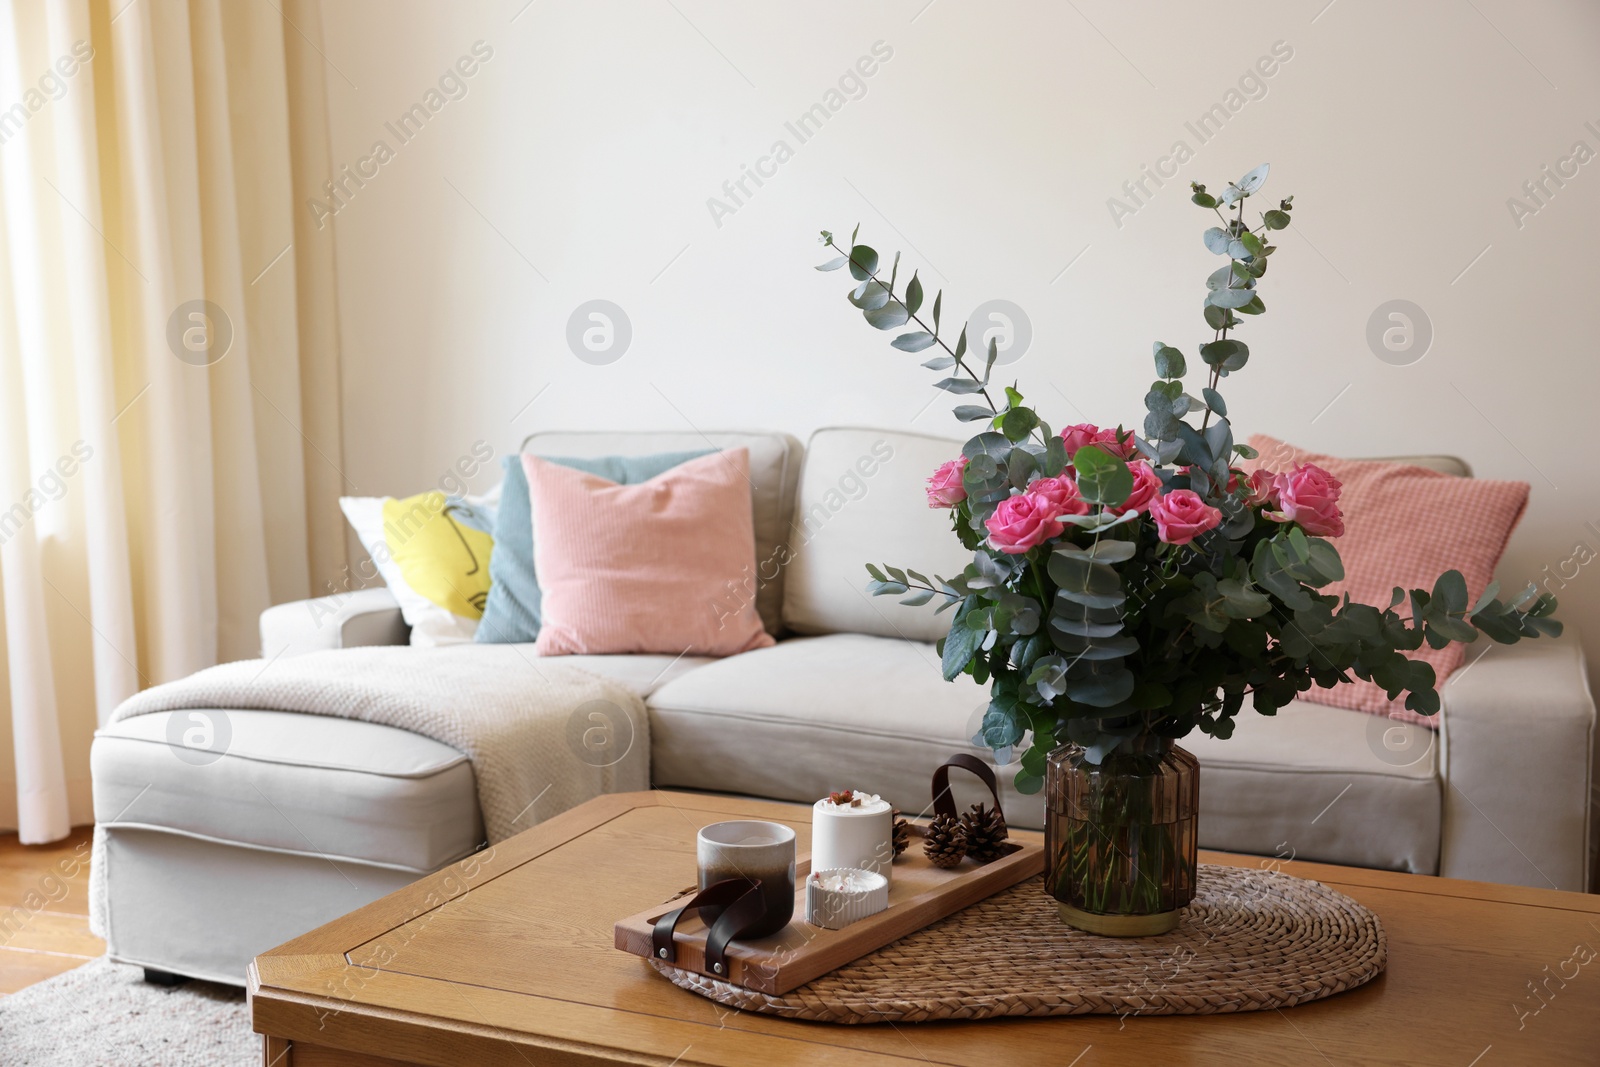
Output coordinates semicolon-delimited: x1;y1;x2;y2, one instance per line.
805;868;889;930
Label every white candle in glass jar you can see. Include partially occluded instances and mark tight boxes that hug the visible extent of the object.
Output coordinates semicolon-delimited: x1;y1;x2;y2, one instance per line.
810;791;893;880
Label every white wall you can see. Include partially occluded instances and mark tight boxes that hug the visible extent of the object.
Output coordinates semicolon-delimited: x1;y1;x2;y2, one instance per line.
315;0;1600;679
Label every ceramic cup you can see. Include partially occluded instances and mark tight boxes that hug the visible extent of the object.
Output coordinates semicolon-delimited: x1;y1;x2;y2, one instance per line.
696;820;796;938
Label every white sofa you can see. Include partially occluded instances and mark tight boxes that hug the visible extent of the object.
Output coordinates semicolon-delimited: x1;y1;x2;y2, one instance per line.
90;428;1598;984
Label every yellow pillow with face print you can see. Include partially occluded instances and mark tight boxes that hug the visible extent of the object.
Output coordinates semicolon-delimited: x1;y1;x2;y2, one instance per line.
382;492;495;618
340;491;496;646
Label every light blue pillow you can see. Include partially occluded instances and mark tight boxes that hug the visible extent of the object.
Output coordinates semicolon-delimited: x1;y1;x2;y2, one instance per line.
474;449;714;644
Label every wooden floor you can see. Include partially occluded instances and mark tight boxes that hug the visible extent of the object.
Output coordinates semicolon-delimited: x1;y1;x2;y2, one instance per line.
0;826;103;997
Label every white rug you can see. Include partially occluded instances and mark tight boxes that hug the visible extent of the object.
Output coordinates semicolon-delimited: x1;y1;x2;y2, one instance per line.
0;958;255;1066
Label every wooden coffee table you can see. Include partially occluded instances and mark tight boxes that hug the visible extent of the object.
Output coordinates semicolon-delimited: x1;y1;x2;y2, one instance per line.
249;790;1600;1066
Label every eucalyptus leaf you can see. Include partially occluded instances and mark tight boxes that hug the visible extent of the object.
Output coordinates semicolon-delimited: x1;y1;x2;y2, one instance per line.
849;279;891;311
865;300;911;330
1236;162;1270;194
1056;539;1137;563
1433;570;1469;615
962;432;1012;464
1070;445;1134;506
1199;338;1249;371
905;272;923;315
1153;343;1186;379
1049;553;1126;609
980;697;1026;748
1174;423;1212;467
1471;580;1502;615
892;331;938;352
1058;508;1141;533
941;618;984;681
1006;445;1038;487
1307;539;1345;584
1001;406;1039;443
1052;632;1140;660
1064;664;1136;708
815;256;848;271
1206;287;1257;310
1144;410;1180;442
847;245;878;281
1013;770;1044;795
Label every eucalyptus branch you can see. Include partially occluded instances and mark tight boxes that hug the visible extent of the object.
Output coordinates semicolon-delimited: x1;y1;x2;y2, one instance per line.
823;237;1002;417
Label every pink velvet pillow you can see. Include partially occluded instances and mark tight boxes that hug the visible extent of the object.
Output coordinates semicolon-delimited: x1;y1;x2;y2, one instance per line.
1245;435;1529;724
524;449;775;657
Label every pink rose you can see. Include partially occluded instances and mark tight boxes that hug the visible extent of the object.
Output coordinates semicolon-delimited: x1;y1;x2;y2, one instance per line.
1025;475;1090;519
1268;463;1344;537
1149;489;1222;545
985;492;1066;554
1241;468;1277;508
1060;423;1137;460
926;457;968;508
1111;461;1162;515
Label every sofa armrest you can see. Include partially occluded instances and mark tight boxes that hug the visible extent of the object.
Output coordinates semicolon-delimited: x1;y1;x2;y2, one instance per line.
259;588;409;660
1438;632;1595;891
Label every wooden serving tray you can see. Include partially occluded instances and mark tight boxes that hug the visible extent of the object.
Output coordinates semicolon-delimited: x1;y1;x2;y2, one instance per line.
614;824;1043;995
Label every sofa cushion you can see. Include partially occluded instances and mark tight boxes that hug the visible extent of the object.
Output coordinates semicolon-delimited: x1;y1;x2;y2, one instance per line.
476;448;712;645
781;428;973;643
647;633;1022;817
521;430;803;636
559;652;713;696
647;633;1442;872
1181;702;1440;874
339;493;497;646
91;711;482;872
526;450;776;657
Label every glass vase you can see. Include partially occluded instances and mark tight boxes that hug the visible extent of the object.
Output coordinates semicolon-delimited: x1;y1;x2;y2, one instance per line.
1044;735;1199;936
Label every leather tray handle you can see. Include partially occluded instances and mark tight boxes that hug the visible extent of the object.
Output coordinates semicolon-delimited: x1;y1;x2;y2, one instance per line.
651;878;768;978
931;752;1005;821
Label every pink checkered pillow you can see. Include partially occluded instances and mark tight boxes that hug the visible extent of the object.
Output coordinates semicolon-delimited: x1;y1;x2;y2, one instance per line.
1245;435;1529;725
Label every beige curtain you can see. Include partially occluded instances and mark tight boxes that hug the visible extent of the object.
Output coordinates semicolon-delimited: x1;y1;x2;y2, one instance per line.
0;0;344;841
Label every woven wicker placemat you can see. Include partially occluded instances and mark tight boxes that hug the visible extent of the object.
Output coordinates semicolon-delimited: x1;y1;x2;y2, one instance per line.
653;864;1386;1023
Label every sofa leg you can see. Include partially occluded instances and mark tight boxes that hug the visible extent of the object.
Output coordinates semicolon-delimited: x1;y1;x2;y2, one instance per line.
143;967;189;987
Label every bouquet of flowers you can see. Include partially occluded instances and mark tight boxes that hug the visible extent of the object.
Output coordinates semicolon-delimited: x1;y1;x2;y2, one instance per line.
818;164;1561;794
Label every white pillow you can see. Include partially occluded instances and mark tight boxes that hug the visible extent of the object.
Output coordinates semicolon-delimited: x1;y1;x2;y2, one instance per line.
339;492;496;646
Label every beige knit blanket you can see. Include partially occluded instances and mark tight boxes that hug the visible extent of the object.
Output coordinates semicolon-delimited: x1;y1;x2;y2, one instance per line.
89;645;649;932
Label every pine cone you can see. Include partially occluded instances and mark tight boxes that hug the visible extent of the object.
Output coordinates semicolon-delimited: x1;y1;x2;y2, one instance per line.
891;811;911;859
960;802;1009;862
922;812;967;869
